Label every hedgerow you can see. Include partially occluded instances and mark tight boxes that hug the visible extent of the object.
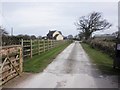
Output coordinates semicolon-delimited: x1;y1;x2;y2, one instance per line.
87;38;116;58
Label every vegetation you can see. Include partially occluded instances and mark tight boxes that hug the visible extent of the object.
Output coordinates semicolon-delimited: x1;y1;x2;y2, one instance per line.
90;38;116;58
0;27;8;36
81;43;120;75
23;42;70;73
2;34;39;46
75;12;112;40
0;27;42;46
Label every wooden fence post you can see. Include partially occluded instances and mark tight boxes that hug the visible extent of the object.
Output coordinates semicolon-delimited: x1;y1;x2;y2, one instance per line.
43;40;45;52
21;39;23;47
30;39;32;58
51;40;52;49
47;40;49;51
38;39;40;55
55;40;56;47
21;39;24;58
53;40;55;47
19;47;23;73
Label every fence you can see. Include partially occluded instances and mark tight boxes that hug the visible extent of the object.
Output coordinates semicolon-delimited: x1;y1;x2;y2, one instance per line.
0;40;72;85
0;45;23;85
21;40;71;58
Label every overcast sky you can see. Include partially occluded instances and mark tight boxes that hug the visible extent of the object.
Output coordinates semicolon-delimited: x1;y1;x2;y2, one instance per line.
1;1;118;36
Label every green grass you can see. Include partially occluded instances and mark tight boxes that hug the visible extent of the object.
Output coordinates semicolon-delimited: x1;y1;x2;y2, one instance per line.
81;43;120;75
23;43;70;73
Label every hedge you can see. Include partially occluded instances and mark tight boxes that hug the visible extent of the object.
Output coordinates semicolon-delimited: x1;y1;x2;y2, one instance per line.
88;38;116;58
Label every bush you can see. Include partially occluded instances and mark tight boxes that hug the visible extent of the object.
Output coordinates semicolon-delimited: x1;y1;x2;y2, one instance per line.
89;38;116;58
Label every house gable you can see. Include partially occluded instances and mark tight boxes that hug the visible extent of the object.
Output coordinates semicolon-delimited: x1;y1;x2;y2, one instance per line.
47;30;64;40
53;31;61;37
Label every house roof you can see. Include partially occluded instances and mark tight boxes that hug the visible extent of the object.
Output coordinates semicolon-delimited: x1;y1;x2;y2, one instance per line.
47;30;63;39
58;31;62;35
47;30;55;36
48;30;62;35
47;30;56;39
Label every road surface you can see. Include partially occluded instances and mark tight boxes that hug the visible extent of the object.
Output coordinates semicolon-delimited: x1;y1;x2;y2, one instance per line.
3;41;119;88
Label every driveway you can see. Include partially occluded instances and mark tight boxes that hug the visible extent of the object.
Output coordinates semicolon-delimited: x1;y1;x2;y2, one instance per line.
3;41;119;88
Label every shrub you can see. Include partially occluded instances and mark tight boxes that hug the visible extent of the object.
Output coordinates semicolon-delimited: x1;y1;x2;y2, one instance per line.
89;38;116;58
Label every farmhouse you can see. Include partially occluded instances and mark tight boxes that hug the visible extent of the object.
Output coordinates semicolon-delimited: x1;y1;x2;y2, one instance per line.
47;30;64;40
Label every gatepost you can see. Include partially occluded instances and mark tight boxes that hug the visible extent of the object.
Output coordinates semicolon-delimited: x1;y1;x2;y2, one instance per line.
114;1;120;69
114;39;120;69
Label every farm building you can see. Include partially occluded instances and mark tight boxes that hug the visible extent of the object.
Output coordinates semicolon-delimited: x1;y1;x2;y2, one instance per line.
47;30;64;40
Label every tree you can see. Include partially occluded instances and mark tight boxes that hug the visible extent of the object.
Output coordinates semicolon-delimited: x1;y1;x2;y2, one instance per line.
75;12;112;40
30;35;36;40
0;27;8;36
78;32;84;40
68;35;73;40
37;36;42;39
0;27;9;45
23;35;31;40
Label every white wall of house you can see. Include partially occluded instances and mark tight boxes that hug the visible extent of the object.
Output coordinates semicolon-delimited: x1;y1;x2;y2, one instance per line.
56;34;64;40
51;31;64;40
52;31;60;37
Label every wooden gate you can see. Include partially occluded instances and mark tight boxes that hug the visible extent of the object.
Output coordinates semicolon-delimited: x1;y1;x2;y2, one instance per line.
0;45;23;85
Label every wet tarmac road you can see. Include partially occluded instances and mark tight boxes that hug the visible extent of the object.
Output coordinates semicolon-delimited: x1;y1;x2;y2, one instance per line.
3;41;119;88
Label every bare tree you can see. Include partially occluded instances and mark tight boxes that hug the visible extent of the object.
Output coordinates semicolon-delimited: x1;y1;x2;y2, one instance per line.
75;12;112;40
0;27;8;36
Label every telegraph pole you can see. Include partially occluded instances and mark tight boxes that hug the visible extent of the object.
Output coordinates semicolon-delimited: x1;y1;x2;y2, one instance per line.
11;27;13;36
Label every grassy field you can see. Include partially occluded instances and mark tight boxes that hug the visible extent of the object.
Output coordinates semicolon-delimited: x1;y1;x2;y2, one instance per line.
81;43;120;75
23;42;70;73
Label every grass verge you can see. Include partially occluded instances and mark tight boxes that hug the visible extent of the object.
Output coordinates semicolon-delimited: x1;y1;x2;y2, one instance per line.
23;43;70;73
81;43;120;75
